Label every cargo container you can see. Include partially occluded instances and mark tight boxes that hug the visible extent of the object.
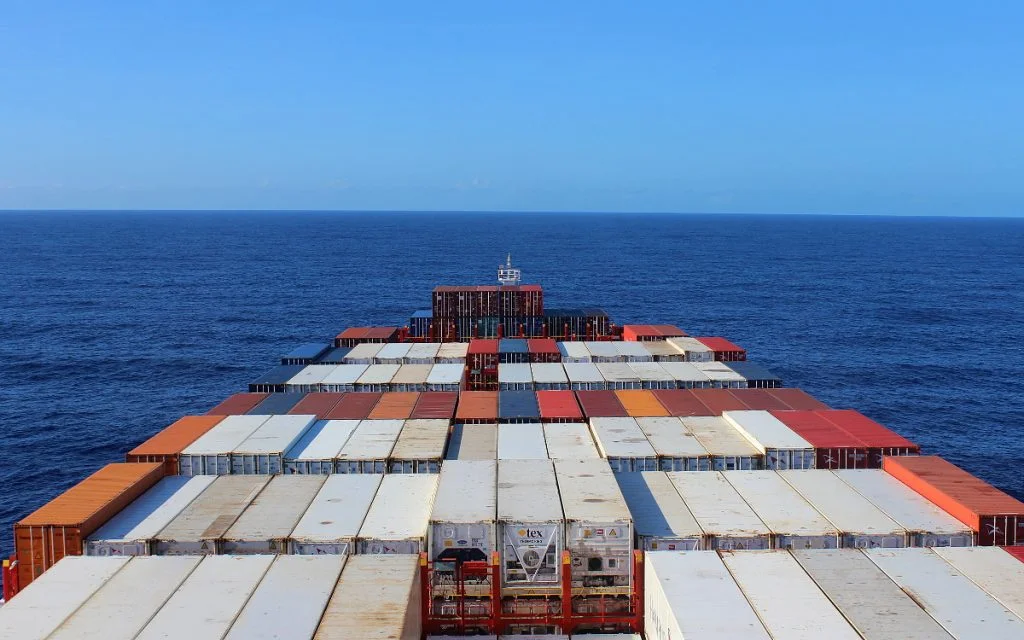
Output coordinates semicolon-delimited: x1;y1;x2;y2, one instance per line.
554;459;633;588
288;392;345;418
375;342;413;364
231;414;318;474
436;341;469;363
281;343;332;365
724;471;839;549
47;556;202;640
335;419;404;474
727;388;791;411
498;422;548;459
666;472;771;549
694;336;746;361
314;554;422;640
249;364;307;393
690;388;749;414
723;361;782;388
835;469;974;547
584;341;619;363
558;341;592;363
357;473;439;554
390;419;450;473
153;474;271;555
615;472;703;551
285;364;339;393
410;310;433;338
334;327;369;347
319;364;369;392
625;362;676;389
499;338;530;363
14;462;165;586
446;424;498;460
621;324;658;342
536;390;583;422
391;365;433;391
289;474;383;555
427;363;465;392
650;389;715;416
1005;546;1024;563
542;422;600;459
355;363;401;392
369;391;421;419
411;391;458;419
497;460;564;588
283;419;359;474
664;337;713;362
467;339;500;372
126;415;225;475
225;555;347;640
498;389;541;423
883;455;1024;545
588;417;658;472
644;551;770;640
207;392;268;415
865;548;1024;637
613;341;654;362
931;546;1024;621
405;342;441;364
248;391;307;414
819;409;919;463
723;410;815;470
324;391;382;419
719;551;862;639
178;414;269;475
766;388;830;410
681;416;763;470
635;340;684;361
528;338;561;363
563;362;606;390
615;389;670;416
135;555;275;639
780;470;907;547
656;362;712;389
429;460;497;564
531;363;569;390
693;361;747;388
220;475;326;554
456;390;499;424
499;363;535;391
315;346;352;364
635;417;710;471
769;410;869;469
343;342;386;364
576;390;627;417
86;475;216;556
597;362;641;390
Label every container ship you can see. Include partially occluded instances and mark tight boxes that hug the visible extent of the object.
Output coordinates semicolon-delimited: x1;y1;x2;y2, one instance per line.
2;257;1023;639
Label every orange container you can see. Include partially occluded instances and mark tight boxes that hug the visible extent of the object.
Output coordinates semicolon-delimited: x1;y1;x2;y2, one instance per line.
614;390;669;417
206;392;268;415
125;415;225;475
15;462;164;586
368;392;421;419
454;391;499;424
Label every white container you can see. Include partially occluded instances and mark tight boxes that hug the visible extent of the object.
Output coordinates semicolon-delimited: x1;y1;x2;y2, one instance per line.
626;361;675;389
835;469;974;547
694;361;746;388
498;460;564;589
436;342;469;363
658;362;713;388
531;363;569;390
290;474;383;555
283;419;359;474
865;548;1024;637
335;419;404;473
225;555;347;640
563;362;606;390
931;547;1024;620
314;555;422;640
667;472;770;549
791;549;960;639
426;363;465;391
390;418;450;473
644;551;770;640
221;475;327;554
499;363;535;391
231;414;318;474
154;475;271;555
86;475;216;556
724;471;839;549
358;473;439;554
135;555;275;639
542;422;600;459
374;342;412;364
589;417;658;472
584;341;619;362
723;410;815;470
47;556;202;640
355;363;400;392
498;422;549;459
285;364;340;392
780;470;907;548
720;551;862;640
0;556;130;640
665;337;713;362
429;460;497;564
614;341;654;362
179;414;270;475
558;341;592;363
641;340;685;362
615;472;703;551
319;364;368;392
446;423;498;460
343;342;385;364
597;362;641;390
636;417;710;471
391;364;433;391
405;342;441;364
681;416;763;470
554;459;633;588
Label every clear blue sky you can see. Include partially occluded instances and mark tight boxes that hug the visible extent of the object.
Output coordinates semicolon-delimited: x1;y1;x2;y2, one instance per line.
1;1;1022;215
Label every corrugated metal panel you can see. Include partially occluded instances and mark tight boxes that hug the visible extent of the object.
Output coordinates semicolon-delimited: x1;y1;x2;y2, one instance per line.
343;342;386;363
542;422;600;459
405;342;441;363
392;364;433;386
290;474;383;554
531;363;569;386
455;391;499;422
336;419;404;474
390;419;450;472
411;391;458;419
179;415;270;475
429;460;497;563
577;390;629;418
314;555;421;640
436;342;469;362
231;414;318;474
498;390;541;421
375;342;413;363
325;392;381;420
614;341;654;361
589;417;658;472
446;424;498;460
356;364;401;386
499;363;534;387
283;343;332;361
369;392;421;419
288;392;345;418
724;471;839;549
616;390;670;416
723;410;815;470
694;361;747;387
931;547;1024;621
536;390;583;421
563;363;605;389
285;365;339;390
558;341;592;362
691;389;749;415
248;392;307;415
555;458;631;522
249;364;306;389
639;340;683;359
498;460;562;522
665;336;713;361
668;472;770;548
626;362;675;388
357;474;439;554
497;460;563;588
681;416;762;470
221;475;326;554
597;362;640;389
320;364;369;390
498;422;548;459
208;393;268;415
635;417;710;471
585;341;619;361
284;420;359;474
729;389;792;410
724;361;781;386
616;472;702;551
154;475;271;554
315;347;352;364
767;388;830;410
651;389;714;416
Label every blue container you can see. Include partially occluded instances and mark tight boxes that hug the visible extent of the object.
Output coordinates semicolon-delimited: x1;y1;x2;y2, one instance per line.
247;392;307;415
280;343;331;365
498;390;541;423
725;361;782;388
248;364;306;393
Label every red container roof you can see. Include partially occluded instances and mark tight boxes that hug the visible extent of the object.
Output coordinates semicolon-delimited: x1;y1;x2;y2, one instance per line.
575;390;628;418
365;327;398;340
652;324;687;337
455;391;499;421
771;410;868;448
527;338;559;354
817;410;918;450
691;389;749;414
324;392;382;420
536;391;583;420
650;390;715;417
728;389;792;411
468;339;500;354
335;327;371;340
288;392;345;419
411;392;458;419
1004;547;1024;563
206;393;268;415
695;336;746;353
766;388;830;410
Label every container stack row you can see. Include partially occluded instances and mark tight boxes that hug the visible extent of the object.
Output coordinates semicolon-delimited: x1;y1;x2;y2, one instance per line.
211;390;459;419
494;361;778;391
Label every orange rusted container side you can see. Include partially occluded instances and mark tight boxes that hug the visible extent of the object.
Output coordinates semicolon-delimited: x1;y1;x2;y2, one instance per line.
614;389;670;417
368;392;421;419
125;415;224;475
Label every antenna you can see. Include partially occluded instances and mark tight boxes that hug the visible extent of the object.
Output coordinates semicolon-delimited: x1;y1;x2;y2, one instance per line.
497;253;521;286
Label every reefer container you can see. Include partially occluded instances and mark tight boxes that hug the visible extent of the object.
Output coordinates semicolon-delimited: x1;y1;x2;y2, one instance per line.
391;365;432;392
335;419;404;473
153;474;271;555
638;340;685;362
343;342;385;364
613;341;653;362
527;338;561;363
135;555;275;640
499;363;535;391
588;417;658;472
390;418;450;473
288;392;345;418
446;423;498;460
680;416;763;470
427;363;465;392
931;546;1024;621
693;361;747;388
723;361;782;388
207;392;268;415
636;417;710;471
248;391;307;414
542;422;600;459
819;410;919;464
780;470;907;547
289;474;383;555
456;391;499;424
835;469;974;547
563;362;606;390
355;363;401;392
657;362;712;389
723;410;815;470
249;364;307;393
536;390;583;422
531;363;569;390
666;472;771;549
766;388;830;410
313;555;422;640
436;341;469;363
324;391;381;419
375;342;413;364
284;365;339;393
558;341;592;363
719;551;862;640
221;475;326;554
694;336;746;361
230;414;318;474
770;410;869;469
723;471;839;549
357;473;439;554
126;415;225;475
644;551;770;640
411;391;458;419
369;391;420;419
664;336;713;362
625;362;675;390
179;414;269;475
498;389;541;423
467;339;500;372
553;459;633;588
585;341;620;363
615;472;703;551
224;555;347;640
319;364;369;392
498;422;548;459
498;460;564;589
283;419;359;474
615;389;669;416
14;462;164;587
651;389;715;416
281;342;332;365
597;362;641;390
86;475;216;556
429;460;497;563
405;342;441;364
883;455;1024;545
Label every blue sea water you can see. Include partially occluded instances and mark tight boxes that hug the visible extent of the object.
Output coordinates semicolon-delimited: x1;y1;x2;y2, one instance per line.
0;211;1022;558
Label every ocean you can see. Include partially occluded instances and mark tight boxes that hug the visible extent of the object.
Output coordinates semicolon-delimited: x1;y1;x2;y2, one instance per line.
0;211;1022;557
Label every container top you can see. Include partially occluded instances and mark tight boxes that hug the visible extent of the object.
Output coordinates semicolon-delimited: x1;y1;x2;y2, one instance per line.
695;336;745;353
356;363;401;384
616;472;702;540
343;342;385;361
498;422;548;459
411;309;433;318
531;363;568;384
651;390;715;417
724;471;836;537
314;555;421;640
446;423;497;461
597;362;638;383
693;361;746;383
290;474;383;542
337;419;404;460
224;475;326;541
725;361;780;381
391;364;432;384
87;475;216;543
884;455;1024;517
251;364;307;386
497;459;563;522
283;419;359;461
640;340;684;357
584;341;618;358
456;391;499;421
232;414;317;455
589;417;657;459
436;342;469;358
155;475;271;542
427;363;465;385
391;419;450;460
324;392;381;420
658;362;712;384
835;470;974;535
249;392;307;415
286;364;339;386
207;393;268;415
498;390;541;420
527;338;559;354
667;472;770;537
499;363;533;384
780;470;905;536
321;364;369;385
19;462;165;527
358;474;439;541
613;341;652;358
626;361;675;381
728;389;791;411
767;410;862;449
335;327;371;340
499;338;529;353
615;390;670;417
558;341;591;359
636;417;710;458
681;416;762;457
542;422;600;459
316;347;352;364
820;410;919;450
430;460;497;524
374;342;412;361
536;390;582;420
553;459;631;523
283;343;332;360
128;415;225;457
563;362;604;383
666;336;711;353
723;410;813;452
412;391;458;419
406;342;441;359
766;388;830;411
288;393;346;418
576;390;627;417
468;339;500;355
931;546;1024;620
368;391;420;419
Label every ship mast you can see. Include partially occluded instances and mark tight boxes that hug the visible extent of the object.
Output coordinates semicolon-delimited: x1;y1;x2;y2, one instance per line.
497;253;521;286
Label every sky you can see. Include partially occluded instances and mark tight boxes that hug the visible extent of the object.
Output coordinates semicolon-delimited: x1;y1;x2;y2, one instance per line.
1;1;1022;215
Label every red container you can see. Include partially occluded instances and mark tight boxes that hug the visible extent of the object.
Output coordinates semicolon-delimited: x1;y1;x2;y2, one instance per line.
364;326;399;342
650;390;715;417
728;389;792;411
334;327;371;347
694;336;747;361
467;339;500;374
411;392;458;420
527;338;561;363
622;325;659;342
771;410;870;469
691;389;749;414
324;392;382;420
652;325;686;338
536;390;584;422
455;391;499;424
816;410;919;466
766;388;830;410
884;456;1024;545
575;390;628;418
288;392;345;418
206;393;268;415
1004;547;1024;562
